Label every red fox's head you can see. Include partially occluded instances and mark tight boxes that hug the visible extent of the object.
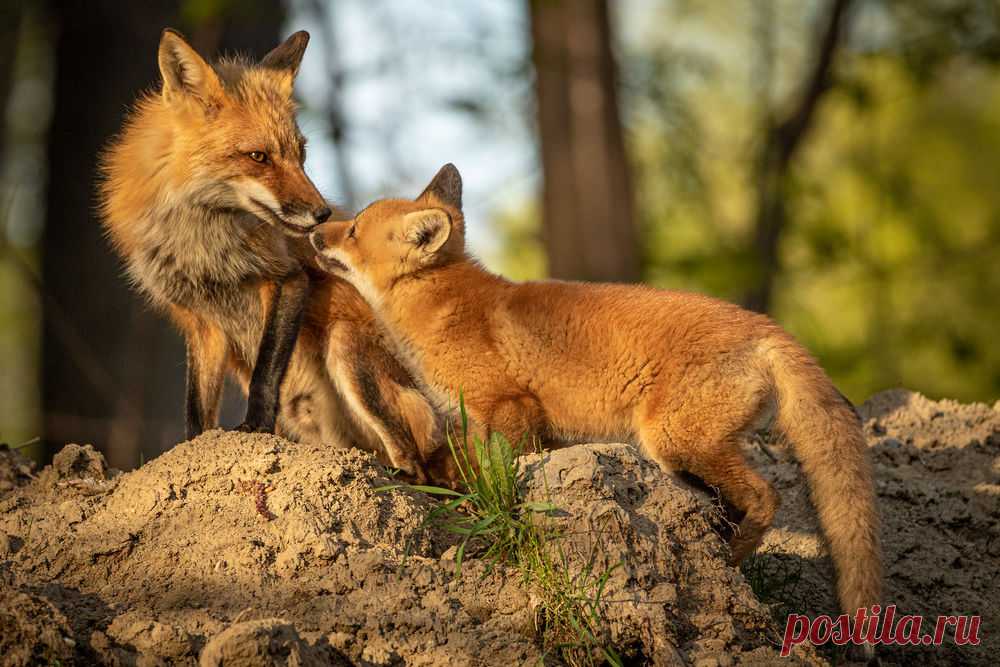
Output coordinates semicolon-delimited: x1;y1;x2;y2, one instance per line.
309;164;466;298
152;29;330;234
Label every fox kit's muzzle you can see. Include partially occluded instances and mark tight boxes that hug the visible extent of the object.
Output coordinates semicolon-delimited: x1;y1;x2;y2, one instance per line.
310;223;350;272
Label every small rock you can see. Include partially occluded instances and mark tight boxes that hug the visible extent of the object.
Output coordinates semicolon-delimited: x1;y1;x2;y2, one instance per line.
52;443;108;481
199;619;337;667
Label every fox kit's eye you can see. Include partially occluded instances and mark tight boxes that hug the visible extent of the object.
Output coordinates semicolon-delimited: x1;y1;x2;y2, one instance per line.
248;151;268;164
347;224;357;240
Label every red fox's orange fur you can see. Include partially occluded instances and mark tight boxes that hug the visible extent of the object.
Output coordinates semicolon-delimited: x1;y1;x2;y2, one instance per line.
99;30;438;479
311;164;883;655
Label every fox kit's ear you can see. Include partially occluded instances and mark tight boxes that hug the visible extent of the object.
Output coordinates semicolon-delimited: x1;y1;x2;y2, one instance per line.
417;163;462;210
402;209;451;255
261;31;309;96
158;29;222;106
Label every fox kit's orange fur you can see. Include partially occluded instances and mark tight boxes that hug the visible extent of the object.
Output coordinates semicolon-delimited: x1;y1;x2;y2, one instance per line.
99;29;437;478
311;164;883;645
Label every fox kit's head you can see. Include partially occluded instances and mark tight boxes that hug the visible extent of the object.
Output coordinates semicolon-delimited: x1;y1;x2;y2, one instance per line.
309;164;466;298
146;29;330;234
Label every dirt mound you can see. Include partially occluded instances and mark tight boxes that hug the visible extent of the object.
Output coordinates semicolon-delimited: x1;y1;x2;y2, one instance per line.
0;431;538;665
1;430;824;665
199;618;350;666
0;389;995;665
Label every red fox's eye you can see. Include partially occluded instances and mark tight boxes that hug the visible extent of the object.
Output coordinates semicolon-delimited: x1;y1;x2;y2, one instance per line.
347;225;356;240
248;151;268;164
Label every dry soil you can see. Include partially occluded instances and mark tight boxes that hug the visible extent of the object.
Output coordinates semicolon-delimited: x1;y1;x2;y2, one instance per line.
0;389;996;666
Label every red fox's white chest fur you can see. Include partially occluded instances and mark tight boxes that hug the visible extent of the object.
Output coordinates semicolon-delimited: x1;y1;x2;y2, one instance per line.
125;201;295;310
310;164;883;660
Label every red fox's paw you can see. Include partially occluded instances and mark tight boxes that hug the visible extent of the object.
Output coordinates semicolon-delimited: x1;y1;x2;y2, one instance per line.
234;420;276;434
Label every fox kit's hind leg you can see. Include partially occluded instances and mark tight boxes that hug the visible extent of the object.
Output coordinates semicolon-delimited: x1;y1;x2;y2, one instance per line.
638;405;780;563
326;330;437;482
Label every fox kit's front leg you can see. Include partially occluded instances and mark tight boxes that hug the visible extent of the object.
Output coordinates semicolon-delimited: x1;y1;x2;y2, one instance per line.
326;327;438;481
483;394;547;448
239;270;310;433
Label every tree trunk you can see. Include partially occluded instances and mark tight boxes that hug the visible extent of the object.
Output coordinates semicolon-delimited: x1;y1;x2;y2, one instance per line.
530;0;638;283
742;0;853;313
0;3;22;161
42;1;284;468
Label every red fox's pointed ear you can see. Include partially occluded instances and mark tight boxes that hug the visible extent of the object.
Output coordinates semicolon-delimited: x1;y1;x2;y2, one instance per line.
158;29;222;106
416;163;462;210
402;209;451;256
260;31;309;98
261;31;310;77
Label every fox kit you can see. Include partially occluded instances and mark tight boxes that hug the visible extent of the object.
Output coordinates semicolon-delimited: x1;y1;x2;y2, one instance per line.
99;30;437;478
310;164;883;647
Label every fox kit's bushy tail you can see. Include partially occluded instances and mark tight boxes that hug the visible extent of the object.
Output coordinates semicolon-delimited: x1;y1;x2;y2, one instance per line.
766;338;882;622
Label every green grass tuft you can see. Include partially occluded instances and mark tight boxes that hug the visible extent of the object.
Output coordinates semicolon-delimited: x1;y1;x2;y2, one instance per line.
380;396;623;666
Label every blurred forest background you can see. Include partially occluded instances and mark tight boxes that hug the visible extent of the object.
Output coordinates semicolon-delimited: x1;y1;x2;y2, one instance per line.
1;0;998;469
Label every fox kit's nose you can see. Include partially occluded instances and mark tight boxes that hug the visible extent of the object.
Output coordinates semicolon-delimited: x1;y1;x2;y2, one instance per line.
310;230;325;252
313;206;332;224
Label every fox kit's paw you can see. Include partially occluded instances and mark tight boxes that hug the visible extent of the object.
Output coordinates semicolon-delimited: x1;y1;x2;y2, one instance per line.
391;467;428;486
390;457;430;485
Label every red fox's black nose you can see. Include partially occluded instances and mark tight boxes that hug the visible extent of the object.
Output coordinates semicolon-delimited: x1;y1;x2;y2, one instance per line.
313;206;332;224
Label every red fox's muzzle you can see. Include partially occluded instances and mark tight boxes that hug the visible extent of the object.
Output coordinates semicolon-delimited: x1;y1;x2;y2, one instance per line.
233;161;331;236
275;163;332;232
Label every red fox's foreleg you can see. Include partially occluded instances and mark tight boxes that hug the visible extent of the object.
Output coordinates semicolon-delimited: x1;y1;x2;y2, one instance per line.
172;306;228;439
238;270;310;433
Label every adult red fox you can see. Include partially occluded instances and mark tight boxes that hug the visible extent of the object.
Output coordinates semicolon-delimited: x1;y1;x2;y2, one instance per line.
310;164;883;657
98;30;437;479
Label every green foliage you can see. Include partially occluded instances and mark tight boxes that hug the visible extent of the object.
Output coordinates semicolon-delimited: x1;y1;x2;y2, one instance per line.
180;0;238;26
778;56;1000;403
179;0;273;29
519;530;623;667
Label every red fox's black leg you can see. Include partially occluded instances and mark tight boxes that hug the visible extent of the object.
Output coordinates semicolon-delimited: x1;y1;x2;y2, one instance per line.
238;270;309;433
184;338;226;439
173;307;227;440
185;345;206;439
